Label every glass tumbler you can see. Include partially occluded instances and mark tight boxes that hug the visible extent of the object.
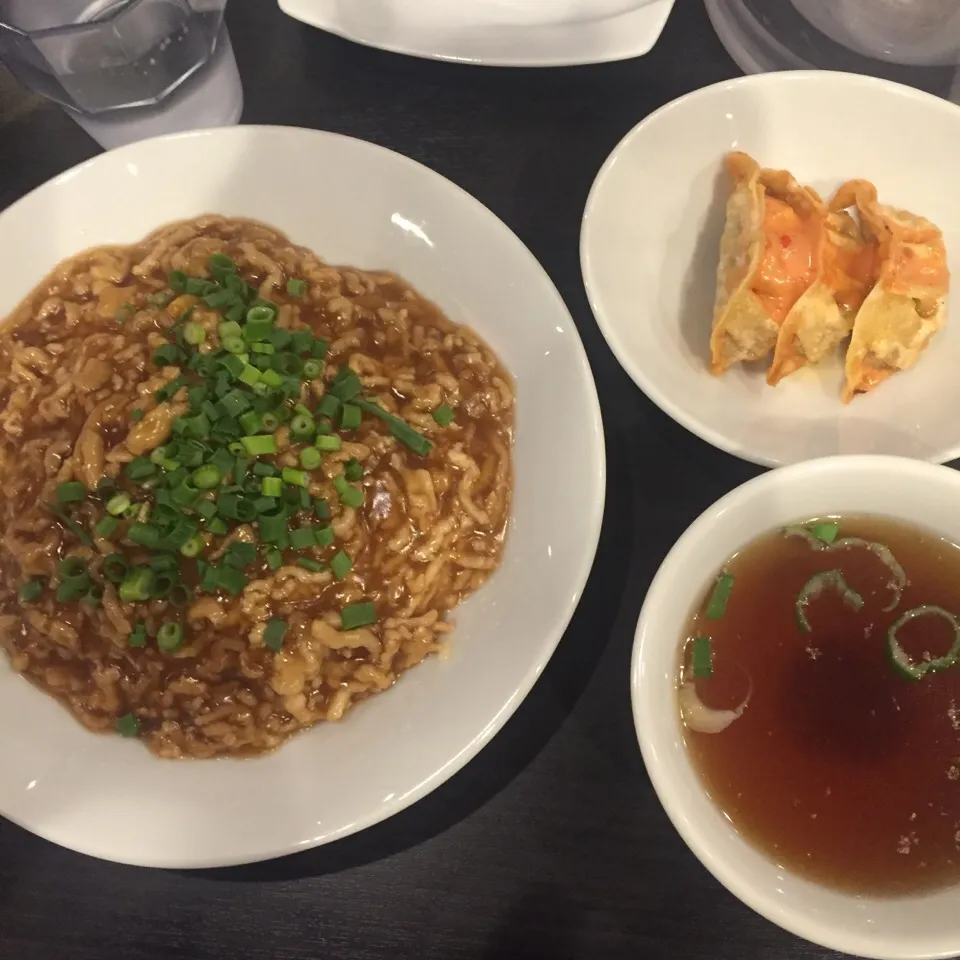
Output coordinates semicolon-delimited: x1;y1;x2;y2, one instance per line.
0;0;243;149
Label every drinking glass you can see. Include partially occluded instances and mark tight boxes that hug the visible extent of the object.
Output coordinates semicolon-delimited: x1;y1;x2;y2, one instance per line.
0;0;242;149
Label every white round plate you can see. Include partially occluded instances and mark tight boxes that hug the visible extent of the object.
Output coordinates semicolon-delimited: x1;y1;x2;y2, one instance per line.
277;0;675;67
0;126;605;868
581;72;960;467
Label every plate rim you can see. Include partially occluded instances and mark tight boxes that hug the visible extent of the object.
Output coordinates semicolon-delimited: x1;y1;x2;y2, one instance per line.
277;0;675;67
580;70;960;468
0;124;607;867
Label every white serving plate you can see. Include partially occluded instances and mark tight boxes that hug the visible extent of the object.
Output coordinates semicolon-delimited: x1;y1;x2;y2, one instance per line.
0;126;605;868
582;72;960;467
277;0;675;67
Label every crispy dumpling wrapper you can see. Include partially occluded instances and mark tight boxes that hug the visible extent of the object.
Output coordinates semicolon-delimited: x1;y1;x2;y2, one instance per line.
710;152;823;376
833;180;949;403
767;208;878;385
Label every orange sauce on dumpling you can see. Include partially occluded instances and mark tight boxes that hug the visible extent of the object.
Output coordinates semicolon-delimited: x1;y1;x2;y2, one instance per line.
887;241;949;293
823;233;878;316
752;196;817;324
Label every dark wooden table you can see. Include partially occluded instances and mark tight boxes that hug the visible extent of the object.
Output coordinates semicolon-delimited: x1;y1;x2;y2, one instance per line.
0;2;832;958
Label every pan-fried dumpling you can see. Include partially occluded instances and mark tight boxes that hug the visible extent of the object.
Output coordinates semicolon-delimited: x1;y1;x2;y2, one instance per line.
833;180;949;403
710;152;823;376
766;209;874;385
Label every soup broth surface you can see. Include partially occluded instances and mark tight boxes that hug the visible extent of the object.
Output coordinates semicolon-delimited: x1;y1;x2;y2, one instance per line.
681;515;960;895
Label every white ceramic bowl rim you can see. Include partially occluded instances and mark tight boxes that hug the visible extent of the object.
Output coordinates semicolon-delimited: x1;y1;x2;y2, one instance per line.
633;455;960;959
0;125;605;868
581;71;960;467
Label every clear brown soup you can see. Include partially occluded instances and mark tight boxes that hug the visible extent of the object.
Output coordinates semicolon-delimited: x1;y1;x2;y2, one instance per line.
681;515;960;896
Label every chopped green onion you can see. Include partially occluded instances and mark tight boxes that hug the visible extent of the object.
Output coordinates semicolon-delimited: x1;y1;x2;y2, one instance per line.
795;570;864;633
219;389;251;417
115;304;134;323
887;605;960;681
315;434;341;452
118;567;155;603
168;269;188;292
341;601;376;630
103;554;130;583
300;446;322;471
811;522;840;544
705;573;735;620
289;527;317;550
56;574;90;603
157;621;184;652
128;623;147;648
353;398;433;457
303;359;322;380
192;464;221;490
180;533;205;558
219;320;243;341
333;474;364;509
340;403;362;430
344;458;363;482
183;321;206;345
224;541;257;569
246;305;275;325
59;556;87;579
330;371;363;402
282;467;307;488
258;513;288;543
314;499;331;521
265;548;283;570
116;713;141;738
240;410;263;434
264;618;287;651
290;414;315;441
261;368;284;389
19;578;44;603
260;413;280;433
106;492;131;516
209;252;236;273
432;404;455;427
244;318;274;343
261;477;283;498
94;515;120;539
241;435;277;456
56;481;86;505
125;457;156;483
692;636;713;678
152;344;181;367
217;565;248;596
286;278;307;298
82;584;104;607
314;525;334;547
128;523;161;549
317;394;340;418
131;408;144;423
330;550;352;580
223;336;246;355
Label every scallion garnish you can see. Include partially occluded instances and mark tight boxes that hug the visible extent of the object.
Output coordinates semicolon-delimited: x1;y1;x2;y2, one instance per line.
341;601;376;630
692;636;713;678
705;573;735;620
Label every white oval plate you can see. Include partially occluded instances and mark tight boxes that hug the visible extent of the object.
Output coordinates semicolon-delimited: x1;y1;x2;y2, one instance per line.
0;126;605;867
277;0;675;67
581;72;960;467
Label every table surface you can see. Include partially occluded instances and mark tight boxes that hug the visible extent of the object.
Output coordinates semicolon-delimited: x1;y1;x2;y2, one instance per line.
0;2;832;958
